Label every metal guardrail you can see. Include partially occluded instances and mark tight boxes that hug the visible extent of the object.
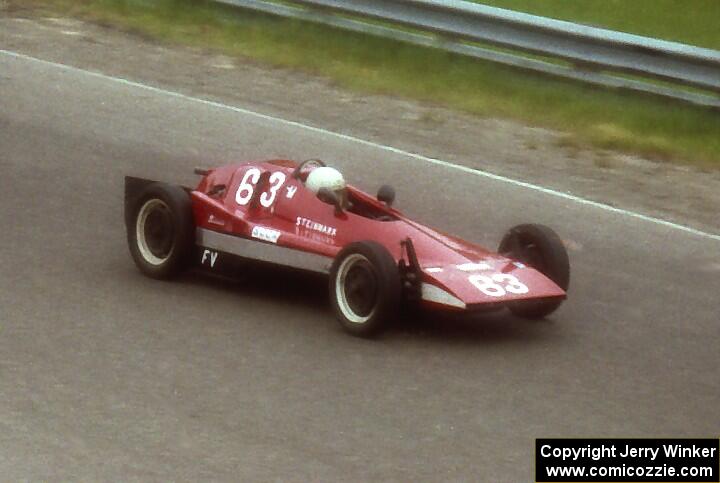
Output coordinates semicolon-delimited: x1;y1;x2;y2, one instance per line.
215;0;720;108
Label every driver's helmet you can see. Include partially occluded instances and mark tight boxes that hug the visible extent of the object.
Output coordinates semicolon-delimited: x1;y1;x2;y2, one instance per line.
306;166;348;207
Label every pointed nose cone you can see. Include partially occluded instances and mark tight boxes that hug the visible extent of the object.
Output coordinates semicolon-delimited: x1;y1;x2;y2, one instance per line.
418;258;566;310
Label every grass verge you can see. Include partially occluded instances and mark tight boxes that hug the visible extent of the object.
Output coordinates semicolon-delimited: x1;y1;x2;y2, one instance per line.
477;0;720;50
10;0;720;169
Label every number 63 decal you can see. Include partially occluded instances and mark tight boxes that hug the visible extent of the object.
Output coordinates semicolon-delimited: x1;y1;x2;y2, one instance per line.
235;168;287;208
469;273;529;297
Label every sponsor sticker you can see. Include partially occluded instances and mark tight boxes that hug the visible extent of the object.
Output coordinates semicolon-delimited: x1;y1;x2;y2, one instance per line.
207;214;224;226
296;217;337;237
251;225;281;244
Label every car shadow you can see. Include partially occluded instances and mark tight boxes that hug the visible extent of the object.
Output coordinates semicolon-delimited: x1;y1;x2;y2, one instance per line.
166;263;563;346
171;263;330;316
389;309;562;346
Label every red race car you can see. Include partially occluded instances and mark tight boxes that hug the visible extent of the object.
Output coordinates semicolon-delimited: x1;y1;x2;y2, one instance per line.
125;159;569;337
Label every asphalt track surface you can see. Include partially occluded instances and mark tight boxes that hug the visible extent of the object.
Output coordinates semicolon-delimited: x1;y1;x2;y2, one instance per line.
1;52;719;481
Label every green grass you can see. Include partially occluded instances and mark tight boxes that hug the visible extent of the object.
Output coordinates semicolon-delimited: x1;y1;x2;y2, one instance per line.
18;0;720;168
478;0;720;50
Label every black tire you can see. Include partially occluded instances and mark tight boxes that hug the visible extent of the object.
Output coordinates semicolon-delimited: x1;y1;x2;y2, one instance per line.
127;183;195;279
499;224;569;319
329;241;401;337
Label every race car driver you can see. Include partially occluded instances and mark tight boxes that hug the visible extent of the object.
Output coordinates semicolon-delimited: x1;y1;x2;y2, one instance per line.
305;166;350;210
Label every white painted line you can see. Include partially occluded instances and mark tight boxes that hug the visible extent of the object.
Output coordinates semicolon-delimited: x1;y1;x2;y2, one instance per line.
3;49;718;242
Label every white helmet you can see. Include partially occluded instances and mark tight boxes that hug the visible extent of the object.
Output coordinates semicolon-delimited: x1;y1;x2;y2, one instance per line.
306;166;346;194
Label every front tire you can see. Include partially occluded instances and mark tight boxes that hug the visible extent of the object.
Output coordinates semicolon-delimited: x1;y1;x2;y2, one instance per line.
329;241;401;337
127;183;194;279
499;224;570;319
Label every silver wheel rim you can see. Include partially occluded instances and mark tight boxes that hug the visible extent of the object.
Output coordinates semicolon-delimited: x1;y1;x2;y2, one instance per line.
135;198;174;266
335;253;378;324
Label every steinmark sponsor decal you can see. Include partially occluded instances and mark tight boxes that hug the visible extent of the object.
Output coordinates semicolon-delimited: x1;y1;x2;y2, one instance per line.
296;217;337;237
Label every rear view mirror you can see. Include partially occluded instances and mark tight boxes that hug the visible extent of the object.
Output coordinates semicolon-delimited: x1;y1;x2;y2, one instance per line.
317;187;344;215
377;184;395;206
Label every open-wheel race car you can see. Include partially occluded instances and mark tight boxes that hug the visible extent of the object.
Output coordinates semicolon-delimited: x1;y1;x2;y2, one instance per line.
125;159;569;337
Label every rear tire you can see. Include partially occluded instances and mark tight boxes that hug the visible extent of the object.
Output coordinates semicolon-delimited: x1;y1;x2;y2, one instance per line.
127;183;195;279
499;224;569;319
329;241;401;337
